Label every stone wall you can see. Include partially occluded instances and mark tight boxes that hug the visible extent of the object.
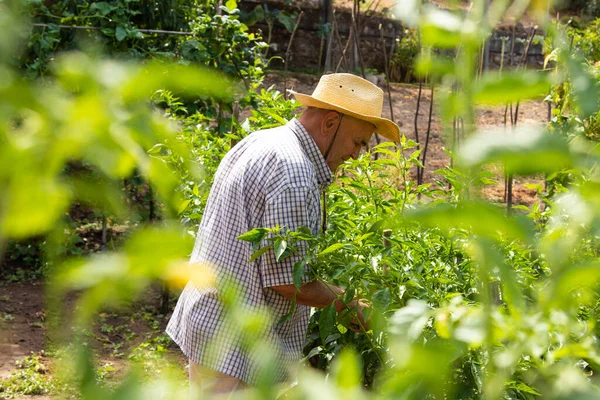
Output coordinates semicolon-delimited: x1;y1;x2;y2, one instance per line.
239;0;401;74
239;1;546;79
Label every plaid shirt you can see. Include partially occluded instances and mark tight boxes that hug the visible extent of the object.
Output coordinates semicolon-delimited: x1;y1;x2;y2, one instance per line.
166;119;332;385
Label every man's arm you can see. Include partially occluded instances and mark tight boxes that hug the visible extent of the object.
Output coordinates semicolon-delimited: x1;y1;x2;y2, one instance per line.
271;281;343;309
271;282;370;331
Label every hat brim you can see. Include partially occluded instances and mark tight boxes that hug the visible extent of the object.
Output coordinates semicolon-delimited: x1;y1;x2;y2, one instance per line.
289;90;400;143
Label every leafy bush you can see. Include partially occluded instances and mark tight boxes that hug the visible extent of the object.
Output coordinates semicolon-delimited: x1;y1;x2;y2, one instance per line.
565;19;600;62
389;28;419;82
0;354;57;397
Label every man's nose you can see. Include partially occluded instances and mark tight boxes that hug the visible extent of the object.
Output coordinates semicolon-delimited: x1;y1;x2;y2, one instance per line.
351;146;360;160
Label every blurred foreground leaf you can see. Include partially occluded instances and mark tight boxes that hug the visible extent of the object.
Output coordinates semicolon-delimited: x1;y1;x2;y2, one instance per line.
391;201;536;245
459;128;573;175
474;71;553;105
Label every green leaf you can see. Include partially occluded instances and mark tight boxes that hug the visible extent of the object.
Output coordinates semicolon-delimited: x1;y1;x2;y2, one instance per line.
237;228;268;243
564;54;600;119
415;53;456;79
177;199;191;215
420;8;479;49
473;71;552;105
459;127;573;175
276;12;297;33
343;286;355;304
373;288;391;310
265;111;287;125
2;177;70;239
368;219;385;233
274;238;287;261
507;382;542;396
225;0;237;11
124;224;194;277
395;201;536;245
293;261;306;290
318;243;346;256
278;292;297;325
304;346;323;361
115;26;127;42
331;348;363;390
297;225;312;235
318;303;337;344
552;263;600;306
120;62;234;103
388;299;430;340
91;2;115;16
249;245;272;262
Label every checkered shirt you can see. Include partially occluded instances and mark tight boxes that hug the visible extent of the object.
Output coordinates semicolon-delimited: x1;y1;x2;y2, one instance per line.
166;119;332;385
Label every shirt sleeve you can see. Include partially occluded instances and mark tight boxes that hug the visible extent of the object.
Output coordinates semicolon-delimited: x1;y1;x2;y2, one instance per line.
259;186;314;288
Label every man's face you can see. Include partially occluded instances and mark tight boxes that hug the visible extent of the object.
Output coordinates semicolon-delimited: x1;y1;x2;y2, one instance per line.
324;114;375;171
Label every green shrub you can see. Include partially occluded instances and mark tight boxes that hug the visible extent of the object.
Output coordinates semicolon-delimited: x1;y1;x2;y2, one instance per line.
389;28;419;82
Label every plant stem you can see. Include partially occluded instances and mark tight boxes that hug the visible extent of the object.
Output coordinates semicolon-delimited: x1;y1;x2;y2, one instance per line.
284;11;304;100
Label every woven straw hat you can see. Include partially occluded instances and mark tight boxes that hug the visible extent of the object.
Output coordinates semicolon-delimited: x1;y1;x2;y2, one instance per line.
289;73;400;142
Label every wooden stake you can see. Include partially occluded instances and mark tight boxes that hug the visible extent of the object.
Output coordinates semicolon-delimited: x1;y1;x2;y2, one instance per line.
379;24;395;123
418;84;435;186
284;11;305;100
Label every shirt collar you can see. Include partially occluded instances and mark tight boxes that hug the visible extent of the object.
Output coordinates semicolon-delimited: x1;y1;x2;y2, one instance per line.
288;118;333;189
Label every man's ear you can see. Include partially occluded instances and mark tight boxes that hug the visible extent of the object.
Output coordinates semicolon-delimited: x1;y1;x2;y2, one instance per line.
321;111;341;137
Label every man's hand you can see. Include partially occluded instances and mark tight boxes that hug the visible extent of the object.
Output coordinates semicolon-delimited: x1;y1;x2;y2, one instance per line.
271;281;371;332
334;298;370;332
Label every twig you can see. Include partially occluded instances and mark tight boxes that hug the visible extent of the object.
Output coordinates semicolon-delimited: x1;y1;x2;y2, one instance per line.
506;173;514;215
324;17;335;72
351;1;366;78
418;84;435;186
382;230;392;275
284;11;304;100
414;79;423;179
230;101;241;148
509;25;516;67
101;215;108;248
379;24;395;123
507;26;536;213
336;26;354;73
332;12;350;72
519;26;538;67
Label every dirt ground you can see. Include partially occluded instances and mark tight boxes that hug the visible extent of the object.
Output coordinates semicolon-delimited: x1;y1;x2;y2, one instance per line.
0;282;186;399
0;283;46;380
264;71;548;206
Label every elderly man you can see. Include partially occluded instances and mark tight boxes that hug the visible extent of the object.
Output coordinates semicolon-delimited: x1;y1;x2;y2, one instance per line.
166;73;400;396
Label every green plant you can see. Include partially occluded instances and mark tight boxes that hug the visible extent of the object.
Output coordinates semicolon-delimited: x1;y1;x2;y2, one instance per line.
0;312;15;322
0;354;57;398
389;28;419;82
4;0;600;399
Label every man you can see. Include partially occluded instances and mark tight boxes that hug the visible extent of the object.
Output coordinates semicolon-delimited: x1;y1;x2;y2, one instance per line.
166;73;400;396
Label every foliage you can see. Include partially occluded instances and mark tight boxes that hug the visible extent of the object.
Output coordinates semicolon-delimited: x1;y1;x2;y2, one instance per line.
3;0;600;399
389;28;419;82
23;0;268;108
558;0;600;18
240;1;299;58
181;2;268;118
23;0;197;77
565;19;600;62
0;353;58;398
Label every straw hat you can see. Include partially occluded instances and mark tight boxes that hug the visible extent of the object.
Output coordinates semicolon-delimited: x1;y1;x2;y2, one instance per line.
288;73;400;142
